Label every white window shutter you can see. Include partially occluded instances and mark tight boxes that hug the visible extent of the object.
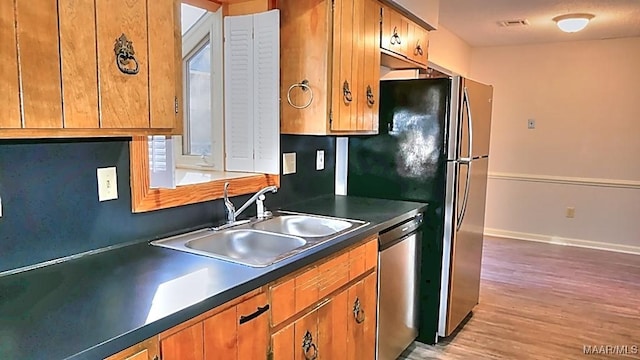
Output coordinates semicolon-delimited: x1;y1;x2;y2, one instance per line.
148;136;176;189
224;15;255;172
252;10;280;175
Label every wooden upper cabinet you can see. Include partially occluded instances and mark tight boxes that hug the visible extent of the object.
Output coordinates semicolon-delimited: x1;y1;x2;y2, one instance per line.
280;0;380;135
381;6;407;56
407;21;429;66
0;0;180;138
15;0;64;129
381;4;429;67
0;0;21;129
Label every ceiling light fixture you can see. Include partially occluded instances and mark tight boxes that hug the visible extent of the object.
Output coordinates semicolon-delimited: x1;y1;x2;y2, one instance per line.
553;13;594;33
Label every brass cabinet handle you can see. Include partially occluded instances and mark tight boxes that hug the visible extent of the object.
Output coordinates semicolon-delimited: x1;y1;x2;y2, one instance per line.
353;297;365;324
366;85;375;106
302;330;318;360
114;33;139;75
415;40;424;56
390;26;402;45
343;80;353;103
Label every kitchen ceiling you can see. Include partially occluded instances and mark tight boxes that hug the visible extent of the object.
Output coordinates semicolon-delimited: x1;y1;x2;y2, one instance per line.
438;0;640;47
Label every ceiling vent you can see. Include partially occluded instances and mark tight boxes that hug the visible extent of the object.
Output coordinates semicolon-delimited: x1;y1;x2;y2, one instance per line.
497;19;529;27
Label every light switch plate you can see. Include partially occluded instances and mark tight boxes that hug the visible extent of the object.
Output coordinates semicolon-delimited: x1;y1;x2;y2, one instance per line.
316;150;325;170
283;153;296;175
97;167;118;202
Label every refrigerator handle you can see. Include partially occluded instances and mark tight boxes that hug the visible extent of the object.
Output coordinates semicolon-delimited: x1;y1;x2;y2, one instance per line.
463;87;474;160
456;87;474;230
456;161;472;231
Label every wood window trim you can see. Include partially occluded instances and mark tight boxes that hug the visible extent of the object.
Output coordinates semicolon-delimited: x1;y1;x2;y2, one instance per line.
130;136;280;213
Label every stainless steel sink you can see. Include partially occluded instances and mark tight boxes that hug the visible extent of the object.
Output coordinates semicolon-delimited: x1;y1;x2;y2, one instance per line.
150;211;368;267
152;229;306;267
251;215;352;237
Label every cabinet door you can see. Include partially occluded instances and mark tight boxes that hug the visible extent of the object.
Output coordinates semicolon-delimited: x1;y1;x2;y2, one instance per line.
96;0;150;128
318;291;348;359
360;0;381;133
381;6;407;56
331;0;357;131
237;293;270;359
15;0;63;128
407;23;429;65
0;1;21;129
105;336;159;360
346;272;377;360
160;323;203;360
272;308;319;360
58;0;100;129
279;0;332;135
148;0;179;129
203;306;237;359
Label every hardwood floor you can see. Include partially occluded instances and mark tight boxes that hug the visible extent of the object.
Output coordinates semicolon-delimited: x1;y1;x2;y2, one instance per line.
400;237;640;360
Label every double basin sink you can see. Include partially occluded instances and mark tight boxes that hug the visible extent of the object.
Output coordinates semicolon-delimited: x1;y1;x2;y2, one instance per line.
151;212;368;267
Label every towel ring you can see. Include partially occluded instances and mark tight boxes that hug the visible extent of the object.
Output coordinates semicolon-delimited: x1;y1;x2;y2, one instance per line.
287;80;313;109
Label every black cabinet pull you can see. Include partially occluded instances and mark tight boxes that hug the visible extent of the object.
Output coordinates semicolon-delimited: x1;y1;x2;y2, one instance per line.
239;304;270;324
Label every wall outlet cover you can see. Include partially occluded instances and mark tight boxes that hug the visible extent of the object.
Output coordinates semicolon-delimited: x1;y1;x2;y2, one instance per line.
527;119;536;129
97;167;118;202
282;153;296;175
316;150;325;171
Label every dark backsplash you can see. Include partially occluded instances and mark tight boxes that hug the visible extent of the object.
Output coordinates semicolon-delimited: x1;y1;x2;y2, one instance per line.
0;135;335;273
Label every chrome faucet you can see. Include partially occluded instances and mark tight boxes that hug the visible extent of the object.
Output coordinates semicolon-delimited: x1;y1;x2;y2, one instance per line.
223;182;278;223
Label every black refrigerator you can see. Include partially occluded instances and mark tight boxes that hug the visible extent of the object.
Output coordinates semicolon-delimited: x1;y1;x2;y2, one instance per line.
347;76;493;346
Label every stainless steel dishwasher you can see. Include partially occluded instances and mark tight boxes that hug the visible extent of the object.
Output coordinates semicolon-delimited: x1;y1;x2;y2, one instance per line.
377;213;423;360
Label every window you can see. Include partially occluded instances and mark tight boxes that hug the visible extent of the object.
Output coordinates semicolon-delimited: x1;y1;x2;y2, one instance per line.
185;41;212;156
147;6;279;190
181;4;206;34
177;5;224;170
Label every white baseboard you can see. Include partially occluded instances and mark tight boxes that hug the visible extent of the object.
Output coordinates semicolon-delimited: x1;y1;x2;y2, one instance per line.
485;228;640;256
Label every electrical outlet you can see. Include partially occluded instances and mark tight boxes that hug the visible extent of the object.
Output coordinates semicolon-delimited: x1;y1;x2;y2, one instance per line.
282;153;296;175
97;167;118;202
566;207;575;218
527;119;536;129
316;150;325;171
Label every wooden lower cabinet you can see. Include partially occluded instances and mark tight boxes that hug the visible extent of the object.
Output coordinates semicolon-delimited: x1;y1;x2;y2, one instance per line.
346;272;378;360
105;336;159;360
159;292;270;360
108;237;378;360
271;272;377;360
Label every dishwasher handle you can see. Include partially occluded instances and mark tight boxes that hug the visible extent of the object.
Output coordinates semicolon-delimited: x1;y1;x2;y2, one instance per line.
379;214;423;250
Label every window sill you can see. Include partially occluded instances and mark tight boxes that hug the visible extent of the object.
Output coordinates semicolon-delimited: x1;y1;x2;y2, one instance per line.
175;167;258;186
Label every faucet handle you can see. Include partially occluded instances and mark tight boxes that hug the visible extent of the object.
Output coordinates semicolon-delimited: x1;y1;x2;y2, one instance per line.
223;182;236;222
256;194;266;219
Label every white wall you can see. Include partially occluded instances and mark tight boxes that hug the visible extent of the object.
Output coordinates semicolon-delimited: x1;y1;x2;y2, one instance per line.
428;25;471;76
469;37;640;253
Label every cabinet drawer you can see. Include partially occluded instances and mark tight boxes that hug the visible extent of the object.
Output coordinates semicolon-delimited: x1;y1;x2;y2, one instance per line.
407;23;429;65
270;235;378;326
381;6;407;55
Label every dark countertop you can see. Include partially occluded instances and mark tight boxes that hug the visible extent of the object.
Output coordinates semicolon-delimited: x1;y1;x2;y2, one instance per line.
0;195;427;360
